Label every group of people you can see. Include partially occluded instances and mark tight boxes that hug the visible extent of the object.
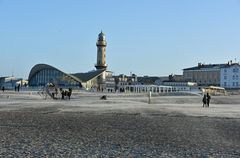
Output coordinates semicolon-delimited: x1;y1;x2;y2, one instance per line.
46;83;72;100
202;93;211;107
14;85;20;92
48;87;72;100
60;88;72;100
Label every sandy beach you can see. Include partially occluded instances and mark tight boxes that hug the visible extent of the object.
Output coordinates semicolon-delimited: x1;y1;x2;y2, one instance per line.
0;91;240;157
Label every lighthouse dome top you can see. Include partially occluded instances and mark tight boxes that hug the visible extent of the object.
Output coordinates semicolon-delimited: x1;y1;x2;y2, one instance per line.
98;31;106;41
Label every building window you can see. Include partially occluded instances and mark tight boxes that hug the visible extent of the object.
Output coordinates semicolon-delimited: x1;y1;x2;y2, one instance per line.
224;82;226;86
233;75;235;80
224;76;227;80
224;69;227;73
233;82;235;86
236;82;239;87
233;68;239;73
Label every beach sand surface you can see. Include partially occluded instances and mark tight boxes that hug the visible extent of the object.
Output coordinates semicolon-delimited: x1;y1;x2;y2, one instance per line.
0;91;240;157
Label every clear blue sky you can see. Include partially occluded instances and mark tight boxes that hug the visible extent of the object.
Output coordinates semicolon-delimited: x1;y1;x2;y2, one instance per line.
1;0;240;79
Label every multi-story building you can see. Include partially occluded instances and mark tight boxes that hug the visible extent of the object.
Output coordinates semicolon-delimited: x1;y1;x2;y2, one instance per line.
220;63;240;89
114;74;138;92
154;76;169;85
183;61;240;89
160;74;197;91
137;76;160;85
105;71;116;92
183;63;223;86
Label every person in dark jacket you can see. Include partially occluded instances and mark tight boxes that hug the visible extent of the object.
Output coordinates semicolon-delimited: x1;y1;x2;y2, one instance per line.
17;84;20;92
67;88;72;100
206;93;211;107
202;94;207;107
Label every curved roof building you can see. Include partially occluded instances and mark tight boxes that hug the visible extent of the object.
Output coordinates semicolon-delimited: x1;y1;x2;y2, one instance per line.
28;64;81;87
28;63;105;89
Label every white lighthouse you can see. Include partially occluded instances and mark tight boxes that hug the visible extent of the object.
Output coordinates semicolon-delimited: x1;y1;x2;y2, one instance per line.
95;31;107;70
95;31;107;91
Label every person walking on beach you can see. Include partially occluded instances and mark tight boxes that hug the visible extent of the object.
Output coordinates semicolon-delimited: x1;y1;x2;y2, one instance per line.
67;88;72;100
202;94;207;107
206;93;211;107
17;84;20;92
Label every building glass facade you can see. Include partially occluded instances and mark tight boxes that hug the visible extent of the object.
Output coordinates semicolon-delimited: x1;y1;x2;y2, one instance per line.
29;67;81;87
